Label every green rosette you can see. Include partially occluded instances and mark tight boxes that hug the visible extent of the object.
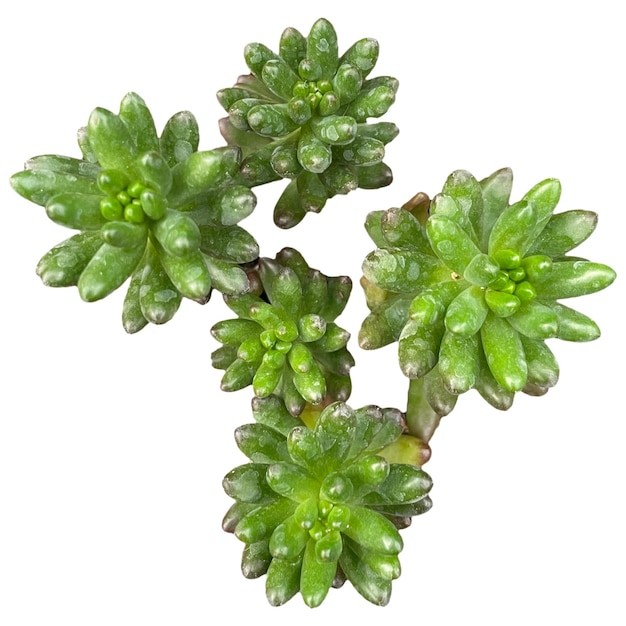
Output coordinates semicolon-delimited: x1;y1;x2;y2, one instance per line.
359;168;616;415
211;249;354;415
222;397;433;607
11;92;258;332
217;18;398;228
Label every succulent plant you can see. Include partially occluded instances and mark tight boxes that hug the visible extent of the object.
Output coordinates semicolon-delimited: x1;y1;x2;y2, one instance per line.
8;16;618;612
211;249;353;415
223;396;432;607
360;168;616;414
10;92;258;332
217;17;398;228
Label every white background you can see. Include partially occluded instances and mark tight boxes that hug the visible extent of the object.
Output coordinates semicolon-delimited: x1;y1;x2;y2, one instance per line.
1;1;624;624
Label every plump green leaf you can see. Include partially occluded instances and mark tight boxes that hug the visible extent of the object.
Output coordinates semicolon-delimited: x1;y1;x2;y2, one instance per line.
36;232;103;287
78;242;144;302
533;260;616;299
480;312;527;392
118;92;159;154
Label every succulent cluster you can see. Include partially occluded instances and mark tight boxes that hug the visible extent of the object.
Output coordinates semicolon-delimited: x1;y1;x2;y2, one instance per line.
9;17;617;611
360;168;616;413
10;93;257;332
223;397;433;607
217;17;398;228
211;249;353;415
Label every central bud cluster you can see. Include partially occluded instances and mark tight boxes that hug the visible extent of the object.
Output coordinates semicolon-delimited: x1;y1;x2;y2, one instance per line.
96;168;170;225
291;79;337;115
480;252;552;318
304;498;350;542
